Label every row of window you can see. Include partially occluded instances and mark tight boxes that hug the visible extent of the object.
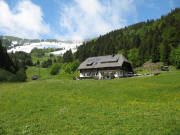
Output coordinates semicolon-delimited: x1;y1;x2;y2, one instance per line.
81;71;124;77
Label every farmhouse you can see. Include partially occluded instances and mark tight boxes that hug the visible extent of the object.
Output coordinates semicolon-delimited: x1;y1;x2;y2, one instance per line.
78;54;133;79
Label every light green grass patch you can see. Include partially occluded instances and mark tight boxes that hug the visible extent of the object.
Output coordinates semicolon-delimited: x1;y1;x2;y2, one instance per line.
26;66;76;81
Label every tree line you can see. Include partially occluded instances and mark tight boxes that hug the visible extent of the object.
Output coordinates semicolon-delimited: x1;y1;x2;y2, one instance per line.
75;8;180;68
0;40;30;82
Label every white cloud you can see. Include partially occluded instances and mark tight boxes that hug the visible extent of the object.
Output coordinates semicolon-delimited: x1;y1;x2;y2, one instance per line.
59;0;137;40
0;0;49;39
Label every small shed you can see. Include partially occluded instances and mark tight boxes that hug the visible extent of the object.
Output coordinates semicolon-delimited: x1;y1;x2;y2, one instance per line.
78;54;133;79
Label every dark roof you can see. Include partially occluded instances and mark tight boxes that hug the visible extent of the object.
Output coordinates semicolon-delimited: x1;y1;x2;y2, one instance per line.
78;54;130;70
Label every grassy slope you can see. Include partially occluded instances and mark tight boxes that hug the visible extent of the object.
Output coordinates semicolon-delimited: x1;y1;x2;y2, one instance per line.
0;71;180;135
26;67;77;81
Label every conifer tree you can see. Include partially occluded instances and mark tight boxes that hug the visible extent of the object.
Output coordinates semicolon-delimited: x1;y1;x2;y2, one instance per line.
63;49;73;63
161;40;171;65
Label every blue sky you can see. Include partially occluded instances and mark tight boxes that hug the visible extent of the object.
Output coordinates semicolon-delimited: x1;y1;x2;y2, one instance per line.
0;0;179;40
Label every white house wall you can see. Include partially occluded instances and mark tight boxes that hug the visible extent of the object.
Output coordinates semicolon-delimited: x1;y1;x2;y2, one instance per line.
80;69;125;79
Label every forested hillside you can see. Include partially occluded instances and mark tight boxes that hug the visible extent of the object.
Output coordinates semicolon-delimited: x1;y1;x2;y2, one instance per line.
75;8;180;68
0;40;29;82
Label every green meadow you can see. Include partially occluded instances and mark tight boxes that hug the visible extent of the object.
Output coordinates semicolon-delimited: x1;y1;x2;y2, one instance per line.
0;70;180;135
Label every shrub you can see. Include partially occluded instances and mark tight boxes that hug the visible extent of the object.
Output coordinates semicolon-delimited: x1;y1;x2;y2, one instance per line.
64;64;72;73
62;60;80;74
41;59;52;68
50;63;61;75
16;68;27;82
0;68;17;82
71;60;80;72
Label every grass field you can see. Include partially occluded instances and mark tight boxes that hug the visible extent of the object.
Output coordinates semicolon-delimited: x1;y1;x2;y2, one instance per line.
26;67;78;81
0;70;180;135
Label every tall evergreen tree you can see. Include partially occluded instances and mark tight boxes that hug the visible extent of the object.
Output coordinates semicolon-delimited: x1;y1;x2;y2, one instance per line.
63;49;73;63
151;33;160;62
0;40;16;73
161;40;171;65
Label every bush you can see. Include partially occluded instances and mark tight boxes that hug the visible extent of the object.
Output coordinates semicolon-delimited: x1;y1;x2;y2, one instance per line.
16;68;27;82
62;60;80;74
71;60;80;72
64;64;72;73
0;68;17;82
41;59;52;68
50;63;61;75
0;68;27;82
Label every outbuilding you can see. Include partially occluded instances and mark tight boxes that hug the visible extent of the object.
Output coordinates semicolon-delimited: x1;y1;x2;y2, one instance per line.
78;54;133;79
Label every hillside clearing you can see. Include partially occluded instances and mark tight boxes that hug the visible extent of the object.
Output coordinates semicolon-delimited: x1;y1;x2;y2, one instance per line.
0;71;180;134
